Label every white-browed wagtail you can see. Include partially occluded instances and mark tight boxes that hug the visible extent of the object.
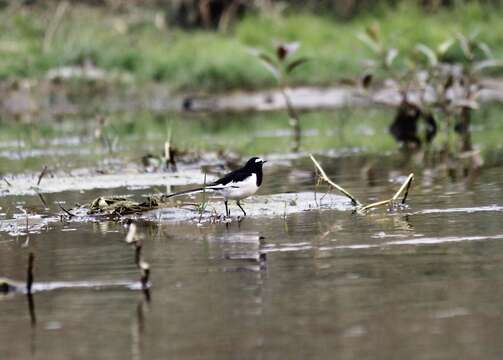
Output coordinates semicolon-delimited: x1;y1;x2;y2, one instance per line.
165;157;267;217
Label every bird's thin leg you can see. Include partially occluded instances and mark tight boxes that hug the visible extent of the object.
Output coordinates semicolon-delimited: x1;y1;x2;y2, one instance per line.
237;201;246;217
224;200;229;217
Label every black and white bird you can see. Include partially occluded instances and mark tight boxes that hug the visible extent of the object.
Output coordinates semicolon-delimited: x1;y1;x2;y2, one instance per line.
165;157;267;217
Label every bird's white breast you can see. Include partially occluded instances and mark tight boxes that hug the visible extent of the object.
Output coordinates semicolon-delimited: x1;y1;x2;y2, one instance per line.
220;173;259;200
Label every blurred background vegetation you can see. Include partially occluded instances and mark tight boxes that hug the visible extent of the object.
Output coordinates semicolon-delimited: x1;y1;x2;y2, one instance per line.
0;0;502;92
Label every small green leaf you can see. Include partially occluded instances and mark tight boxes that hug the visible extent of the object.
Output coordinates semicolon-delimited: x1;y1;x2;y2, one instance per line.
255;52;281;79
357;32;382;54
476;41;493;59
385;48;399;68
365;23;381;43
456;33;474;60
415;44;438;67
437;39;454;56
473;59;503;72
286;57;309;74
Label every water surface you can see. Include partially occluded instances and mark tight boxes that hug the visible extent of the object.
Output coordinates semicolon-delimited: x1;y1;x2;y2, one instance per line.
2;109;503;359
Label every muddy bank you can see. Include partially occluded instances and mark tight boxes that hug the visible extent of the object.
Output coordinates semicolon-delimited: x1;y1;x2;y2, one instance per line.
2;76;503;120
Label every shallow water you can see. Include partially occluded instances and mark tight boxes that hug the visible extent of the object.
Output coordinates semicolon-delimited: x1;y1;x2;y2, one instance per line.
2;110;503;359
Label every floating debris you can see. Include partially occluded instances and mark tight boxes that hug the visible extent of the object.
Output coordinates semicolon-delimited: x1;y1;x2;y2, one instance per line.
88;196;163;216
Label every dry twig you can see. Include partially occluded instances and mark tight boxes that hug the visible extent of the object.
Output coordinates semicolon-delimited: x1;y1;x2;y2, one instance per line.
37;166;48;186
309;154;414;213
309;154;361;206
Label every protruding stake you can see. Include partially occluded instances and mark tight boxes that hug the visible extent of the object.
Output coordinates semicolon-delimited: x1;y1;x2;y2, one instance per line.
134;241;143;268
125;223;137;244
140;261;150;289
26;253;34;294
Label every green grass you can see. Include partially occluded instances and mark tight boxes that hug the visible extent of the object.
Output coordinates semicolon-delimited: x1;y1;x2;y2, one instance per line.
1;3;503;91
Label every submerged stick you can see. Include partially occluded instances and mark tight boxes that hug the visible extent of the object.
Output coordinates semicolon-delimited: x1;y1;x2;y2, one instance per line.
309;154;361;206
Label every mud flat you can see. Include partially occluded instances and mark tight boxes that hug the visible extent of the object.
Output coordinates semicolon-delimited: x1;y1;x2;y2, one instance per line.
0;169;215;197
138;192;353;223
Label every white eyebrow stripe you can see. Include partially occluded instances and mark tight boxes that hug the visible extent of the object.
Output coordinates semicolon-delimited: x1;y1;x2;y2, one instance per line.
255;158;263;163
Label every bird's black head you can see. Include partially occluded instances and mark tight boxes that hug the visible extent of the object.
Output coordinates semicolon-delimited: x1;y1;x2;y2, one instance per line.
244;157;266;187
244;157;267;171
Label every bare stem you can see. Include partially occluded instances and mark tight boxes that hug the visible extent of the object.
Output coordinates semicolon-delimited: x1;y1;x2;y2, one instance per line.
309;154;361;207
281;88;301;152
37;166;48;186
43;1;69;53
359;173;414;213
198;173;208;223
392;173;414;202
309;155;414;214
359;199;392;212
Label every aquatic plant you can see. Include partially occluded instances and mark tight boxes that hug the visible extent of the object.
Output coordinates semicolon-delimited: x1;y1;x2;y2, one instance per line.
359;23;503;168
416;32;503;152
250;42;308;151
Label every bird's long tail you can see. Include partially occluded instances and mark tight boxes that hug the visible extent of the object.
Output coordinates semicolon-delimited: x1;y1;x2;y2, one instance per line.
163;185;224;199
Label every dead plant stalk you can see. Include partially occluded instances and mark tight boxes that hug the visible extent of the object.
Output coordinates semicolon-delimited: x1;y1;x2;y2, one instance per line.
309;154;414;213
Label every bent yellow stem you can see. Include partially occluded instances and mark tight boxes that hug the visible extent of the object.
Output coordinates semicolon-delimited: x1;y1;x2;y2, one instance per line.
309;154;414;214
309;154;361;207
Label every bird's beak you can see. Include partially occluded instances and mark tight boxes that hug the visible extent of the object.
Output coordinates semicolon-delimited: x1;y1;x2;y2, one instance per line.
262;160;268;163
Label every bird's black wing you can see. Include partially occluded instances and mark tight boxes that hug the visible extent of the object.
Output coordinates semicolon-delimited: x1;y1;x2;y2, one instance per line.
210;168;251;186
164;168;248;199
